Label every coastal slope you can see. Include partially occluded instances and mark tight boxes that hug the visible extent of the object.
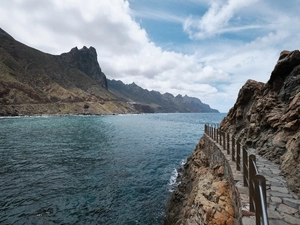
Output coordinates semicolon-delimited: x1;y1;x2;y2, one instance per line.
0;28;136;115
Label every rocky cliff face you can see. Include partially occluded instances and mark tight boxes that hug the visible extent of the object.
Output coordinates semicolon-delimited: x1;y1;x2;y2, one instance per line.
165;138;236;225
220;50;300;195
60;46;107;88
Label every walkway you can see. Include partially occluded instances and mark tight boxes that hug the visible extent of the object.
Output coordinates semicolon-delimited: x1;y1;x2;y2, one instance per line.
216;141;300;225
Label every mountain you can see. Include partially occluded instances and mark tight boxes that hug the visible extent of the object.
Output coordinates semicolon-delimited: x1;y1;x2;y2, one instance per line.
0;27;218;115
108;79;219;113
220;50;300;196
0;28;136;115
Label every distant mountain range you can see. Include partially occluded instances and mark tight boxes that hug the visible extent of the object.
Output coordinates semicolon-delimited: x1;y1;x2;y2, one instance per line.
0;27;218;116
108;80;218;113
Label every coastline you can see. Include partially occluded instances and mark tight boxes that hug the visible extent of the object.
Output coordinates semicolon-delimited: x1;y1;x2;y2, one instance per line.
165;136;238;225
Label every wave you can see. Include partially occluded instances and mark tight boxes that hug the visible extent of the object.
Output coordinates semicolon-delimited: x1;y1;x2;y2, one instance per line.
169;168;178;186
168;159;186;192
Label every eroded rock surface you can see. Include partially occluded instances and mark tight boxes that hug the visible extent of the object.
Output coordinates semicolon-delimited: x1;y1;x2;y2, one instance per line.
220;50;300;195
165;138;236;225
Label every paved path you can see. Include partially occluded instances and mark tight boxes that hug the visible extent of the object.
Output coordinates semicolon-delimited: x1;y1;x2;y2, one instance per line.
217;143;300;225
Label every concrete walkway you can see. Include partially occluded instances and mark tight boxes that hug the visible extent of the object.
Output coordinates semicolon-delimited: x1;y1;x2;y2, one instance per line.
217;143;300;225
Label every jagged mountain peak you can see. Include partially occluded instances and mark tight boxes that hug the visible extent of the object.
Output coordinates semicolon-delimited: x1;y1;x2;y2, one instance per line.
107;79;219;113
60;46;107;88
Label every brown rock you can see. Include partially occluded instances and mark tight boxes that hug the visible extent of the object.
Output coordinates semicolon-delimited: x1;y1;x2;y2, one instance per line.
217;166;225;177
165;138;236;225
220;50;300;196
284;119;300;131
279;50;291;60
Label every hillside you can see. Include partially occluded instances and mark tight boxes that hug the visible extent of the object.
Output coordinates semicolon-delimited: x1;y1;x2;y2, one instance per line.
0;28;136;115
0;27;218;115
220;50;300;195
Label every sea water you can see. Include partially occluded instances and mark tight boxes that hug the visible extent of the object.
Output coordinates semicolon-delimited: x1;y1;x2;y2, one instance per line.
0;113;225;224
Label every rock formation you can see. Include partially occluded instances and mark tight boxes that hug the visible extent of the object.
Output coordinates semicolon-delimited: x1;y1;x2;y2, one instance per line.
220;50;300;195
60;46;107;88
165;138;236;225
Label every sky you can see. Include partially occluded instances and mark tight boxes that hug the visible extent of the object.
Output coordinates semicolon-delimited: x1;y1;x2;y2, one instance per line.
1;0;300;112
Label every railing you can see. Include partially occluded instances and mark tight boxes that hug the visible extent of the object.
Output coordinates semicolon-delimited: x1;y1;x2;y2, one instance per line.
204;124;269;225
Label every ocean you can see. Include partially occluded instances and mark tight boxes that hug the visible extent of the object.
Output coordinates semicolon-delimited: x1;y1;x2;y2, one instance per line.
0;113;225;224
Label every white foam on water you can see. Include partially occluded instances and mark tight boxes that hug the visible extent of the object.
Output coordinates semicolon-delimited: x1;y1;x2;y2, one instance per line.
169;168;178;186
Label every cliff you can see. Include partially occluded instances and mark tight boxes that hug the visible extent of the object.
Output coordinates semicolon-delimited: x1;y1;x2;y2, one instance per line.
165;138;237;225
220;50;300;196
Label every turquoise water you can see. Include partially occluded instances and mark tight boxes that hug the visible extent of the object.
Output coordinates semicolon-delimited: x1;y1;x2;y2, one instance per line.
0;113;225;224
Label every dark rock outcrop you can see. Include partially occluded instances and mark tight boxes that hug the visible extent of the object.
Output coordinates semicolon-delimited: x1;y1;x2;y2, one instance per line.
220;50;300;195
60;46;107;88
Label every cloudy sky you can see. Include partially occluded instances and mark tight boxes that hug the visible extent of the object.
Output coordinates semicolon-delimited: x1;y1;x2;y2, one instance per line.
1;0;300;112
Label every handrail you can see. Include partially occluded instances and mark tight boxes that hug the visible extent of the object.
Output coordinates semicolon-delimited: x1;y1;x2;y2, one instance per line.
258;180;269;225
204;124;269;225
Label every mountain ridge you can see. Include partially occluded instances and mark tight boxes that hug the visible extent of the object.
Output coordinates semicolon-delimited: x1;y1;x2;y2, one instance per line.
0;27;218;115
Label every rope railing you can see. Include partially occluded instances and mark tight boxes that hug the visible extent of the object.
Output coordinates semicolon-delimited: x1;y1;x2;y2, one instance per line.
204;124;269;225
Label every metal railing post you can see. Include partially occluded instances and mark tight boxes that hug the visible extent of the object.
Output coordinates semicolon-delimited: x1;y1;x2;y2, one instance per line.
223;131;225;150
243;147;249;187
232;136;235;162
237;139;241;171
254;174;268;225
226;133;230;155
249;154;256;212
214;125;217;141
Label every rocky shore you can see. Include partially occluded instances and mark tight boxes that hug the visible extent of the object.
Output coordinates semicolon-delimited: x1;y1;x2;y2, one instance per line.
165;138;237;225
166;50;300;224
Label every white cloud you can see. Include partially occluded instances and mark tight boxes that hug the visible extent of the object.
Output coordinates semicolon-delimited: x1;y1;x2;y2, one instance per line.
0;0;300;112
183;0;259;39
